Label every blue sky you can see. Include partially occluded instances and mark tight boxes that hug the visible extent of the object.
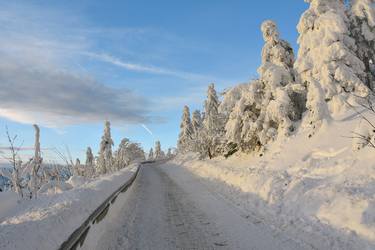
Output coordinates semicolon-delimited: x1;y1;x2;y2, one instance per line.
0;0;308;162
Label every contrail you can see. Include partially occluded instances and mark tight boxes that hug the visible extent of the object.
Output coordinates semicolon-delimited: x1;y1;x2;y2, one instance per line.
84;52;211;81
141;124;154;138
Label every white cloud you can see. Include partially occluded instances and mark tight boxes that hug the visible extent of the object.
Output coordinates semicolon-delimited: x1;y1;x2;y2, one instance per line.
0;63;151;127
0;2;153;127
0;1;230;128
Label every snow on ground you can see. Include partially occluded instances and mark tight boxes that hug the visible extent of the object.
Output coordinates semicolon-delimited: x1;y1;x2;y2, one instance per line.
0;164;139;250
0;192;19;221
82;163;308;250
170;109;375;250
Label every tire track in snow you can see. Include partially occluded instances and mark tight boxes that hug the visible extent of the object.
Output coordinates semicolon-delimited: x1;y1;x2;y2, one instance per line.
92;164;228;250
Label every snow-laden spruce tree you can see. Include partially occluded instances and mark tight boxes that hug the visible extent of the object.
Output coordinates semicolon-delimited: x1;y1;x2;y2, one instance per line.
191;110;203;152
85;147;95;177
219;84;250;124
86;147;94;167
154;141;162;159
202;83;225;158
192;110;203;135
115;138;130;169
166;148;173;158
97;121;114;174
114;138;145;168
295;0;369;128
125;142;145;163
148;148;154;160
257;20;304;144
225;20;303;154
349;0;375;89
177;106;194;153
224;81;264;153
159;149;166;159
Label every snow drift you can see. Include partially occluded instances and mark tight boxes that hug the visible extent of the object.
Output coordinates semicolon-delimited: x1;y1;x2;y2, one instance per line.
0;164;139;250
171;109;375;250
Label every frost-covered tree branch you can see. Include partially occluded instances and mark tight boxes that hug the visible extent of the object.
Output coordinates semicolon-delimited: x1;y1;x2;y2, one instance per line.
1;127;24;198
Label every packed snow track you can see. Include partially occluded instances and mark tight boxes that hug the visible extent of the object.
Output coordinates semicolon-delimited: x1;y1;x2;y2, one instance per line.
84;162;310;250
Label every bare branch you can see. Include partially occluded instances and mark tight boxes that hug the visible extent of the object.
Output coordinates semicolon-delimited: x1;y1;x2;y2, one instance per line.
345;100;375;130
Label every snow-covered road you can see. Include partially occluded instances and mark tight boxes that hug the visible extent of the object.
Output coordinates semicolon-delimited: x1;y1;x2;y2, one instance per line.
85;162;310;250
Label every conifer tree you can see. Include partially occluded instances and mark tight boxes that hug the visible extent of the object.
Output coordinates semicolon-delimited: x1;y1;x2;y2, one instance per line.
191;110;203;152
166;148;173;158
224;20;302;153
349;0;375;89
177;106;193;153
85;147;95;177
295;0;369;128
115;138;130;169
154;141;162;160
98;121;114;174
257;20;302;144
202;83;224;158
192;110;203;135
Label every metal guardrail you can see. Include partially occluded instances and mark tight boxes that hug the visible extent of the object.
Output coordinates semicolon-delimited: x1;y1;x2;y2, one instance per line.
58;164;141;250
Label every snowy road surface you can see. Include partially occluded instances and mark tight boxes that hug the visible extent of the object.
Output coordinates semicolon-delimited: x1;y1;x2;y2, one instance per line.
90;163;310;250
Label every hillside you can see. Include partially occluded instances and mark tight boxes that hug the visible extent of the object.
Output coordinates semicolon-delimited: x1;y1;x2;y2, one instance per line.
172;108;375;249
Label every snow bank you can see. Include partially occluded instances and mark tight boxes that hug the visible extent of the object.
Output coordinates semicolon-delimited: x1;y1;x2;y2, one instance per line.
0;164;139;250
66;175;89;188
170;111;375;250
0;192;19;221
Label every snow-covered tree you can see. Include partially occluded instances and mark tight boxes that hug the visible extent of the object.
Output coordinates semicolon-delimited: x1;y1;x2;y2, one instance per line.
30;124;42;199
192;110;203;135
349;0;375;89
191;110;203;152
3;127;24;197
85;147;95;177
115;138;145;167
257;20;303;144
166;148;173;158
219;84;250;122
125;142;145;163
224;81;263;153
159;149;166;159
154;141;162;160
86;147;94;167
295;0;369;128
204;84;222;134
224;20;303;154
148;148;154;160
202;83;225;158
97;121;114;174
260;20;295;74
114;138;130;169
177;106;193;153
